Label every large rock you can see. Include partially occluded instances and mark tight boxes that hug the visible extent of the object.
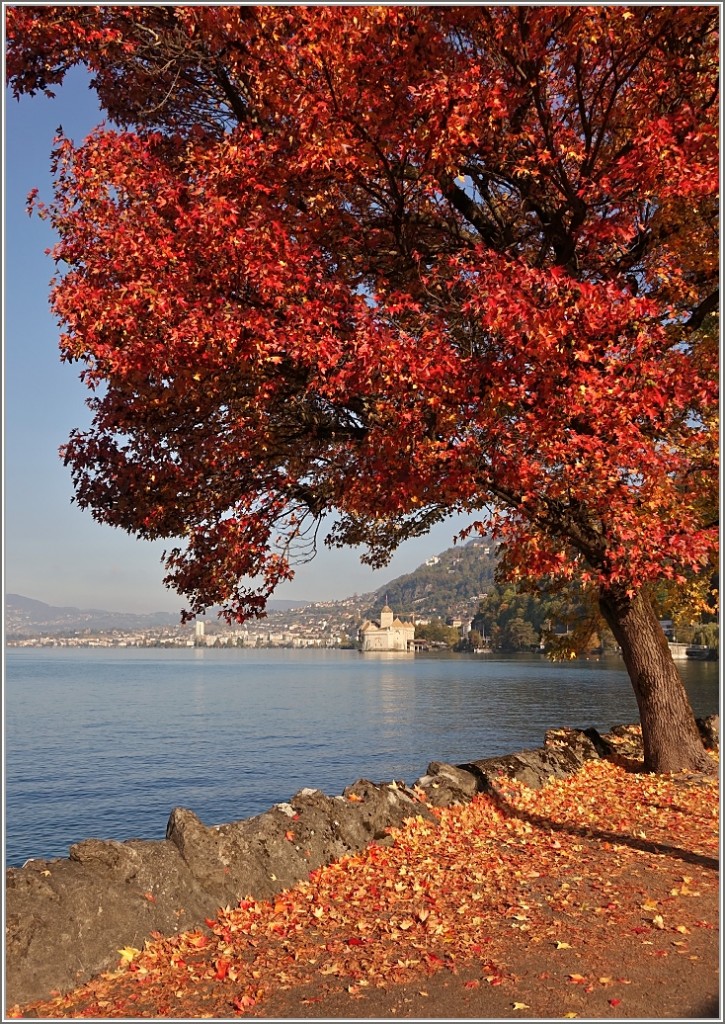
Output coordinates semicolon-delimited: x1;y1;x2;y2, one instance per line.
6;837;210;1007
697;714;719;751
5;780;434;1008
413;762;480;807
340;779;437;838
603;723;645;759
544;726;611;759
460;735;598;793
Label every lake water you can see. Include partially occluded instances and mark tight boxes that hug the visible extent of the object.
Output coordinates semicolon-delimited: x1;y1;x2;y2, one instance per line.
4;647;719;867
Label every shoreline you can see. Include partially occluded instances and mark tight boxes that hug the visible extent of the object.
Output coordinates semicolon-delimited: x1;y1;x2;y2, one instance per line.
5;715;719;1008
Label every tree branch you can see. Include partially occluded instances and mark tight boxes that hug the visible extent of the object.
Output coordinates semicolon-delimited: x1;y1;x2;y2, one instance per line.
685;288;719;331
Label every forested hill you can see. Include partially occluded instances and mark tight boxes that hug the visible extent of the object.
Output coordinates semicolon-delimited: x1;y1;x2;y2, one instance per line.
364;539;498;621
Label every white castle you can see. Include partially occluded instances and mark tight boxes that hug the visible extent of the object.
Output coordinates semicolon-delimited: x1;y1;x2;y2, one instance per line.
358;603;415;652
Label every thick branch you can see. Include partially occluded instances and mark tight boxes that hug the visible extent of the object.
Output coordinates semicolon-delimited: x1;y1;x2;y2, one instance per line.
685;288;719;331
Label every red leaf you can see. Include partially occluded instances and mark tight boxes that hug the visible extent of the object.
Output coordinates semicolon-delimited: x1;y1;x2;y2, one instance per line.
214;958;230;981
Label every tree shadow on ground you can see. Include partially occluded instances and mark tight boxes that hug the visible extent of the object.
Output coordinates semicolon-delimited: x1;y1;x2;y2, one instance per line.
691;994;720;1018
485;783;719;873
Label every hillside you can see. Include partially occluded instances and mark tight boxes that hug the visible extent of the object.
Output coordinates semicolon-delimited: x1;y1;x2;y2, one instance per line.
363;538;498;621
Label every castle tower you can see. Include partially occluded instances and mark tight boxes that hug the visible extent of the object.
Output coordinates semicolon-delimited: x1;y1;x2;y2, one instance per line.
379;603;394;629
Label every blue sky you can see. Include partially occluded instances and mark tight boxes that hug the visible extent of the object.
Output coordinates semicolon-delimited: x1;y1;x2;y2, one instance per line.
4;68;474;614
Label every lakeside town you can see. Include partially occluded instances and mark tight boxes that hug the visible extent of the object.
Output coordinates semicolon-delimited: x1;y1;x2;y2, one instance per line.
7;597;718;661
6;598;360;650
5;596;473;652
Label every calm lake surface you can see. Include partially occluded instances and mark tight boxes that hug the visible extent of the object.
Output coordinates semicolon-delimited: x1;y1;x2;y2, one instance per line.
4;647;719;867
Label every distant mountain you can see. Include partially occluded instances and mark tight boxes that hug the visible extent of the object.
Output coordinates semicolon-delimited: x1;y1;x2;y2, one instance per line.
4;593;312;636
5;594;184;636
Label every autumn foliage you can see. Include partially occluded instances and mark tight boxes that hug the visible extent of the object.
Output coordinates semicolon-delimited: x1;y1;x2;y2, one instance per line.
8;757;719;1019
5;7;719;770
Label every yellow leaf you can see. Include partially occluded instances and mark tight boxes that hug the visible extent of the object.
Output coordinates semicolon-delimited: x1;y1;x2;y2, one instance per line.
117;946;141;964
513;1002;530;1010
556;941;572;949
564;1013;579;1019
653;914;665;929
676;925;691;934
641;899;659;911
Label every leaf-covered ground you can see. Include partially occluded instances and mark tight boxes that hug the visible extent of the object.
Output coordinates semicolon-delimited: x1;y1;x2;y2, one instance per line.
9;759;719;1019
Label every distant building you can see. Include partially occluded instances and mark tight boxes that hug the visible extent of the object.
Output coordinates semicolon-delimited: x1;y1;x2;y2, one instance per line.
194;621;205;640
358;604;415;652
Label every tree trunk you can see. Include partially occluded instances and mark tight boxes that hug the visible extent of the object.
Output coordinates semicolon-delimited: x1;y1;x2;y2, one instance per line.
598;585;713;773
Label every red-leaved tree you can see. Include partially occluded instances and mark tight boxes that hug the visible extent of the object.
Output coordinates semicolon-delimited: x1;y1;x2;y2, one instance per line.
7;6;718;771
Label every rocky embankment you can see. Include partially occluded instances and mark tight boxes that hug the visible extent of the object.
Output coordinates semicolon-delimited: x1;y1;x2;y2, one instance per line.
6;716;719;1008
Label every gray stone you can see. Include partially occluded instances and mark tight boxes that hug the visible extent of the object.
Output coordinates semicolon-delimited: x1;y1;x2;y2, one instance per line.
69;837;141;882
601;723;644;758
5;838;208;1008
413;761;480;807
697;714;719;751
460;743;589;793
543;726;607;759
341;779;436;838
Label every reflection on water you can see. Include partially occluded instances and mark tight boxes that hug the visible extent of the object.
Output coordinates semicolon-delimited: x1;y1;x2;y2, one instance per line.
5;648;718;866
